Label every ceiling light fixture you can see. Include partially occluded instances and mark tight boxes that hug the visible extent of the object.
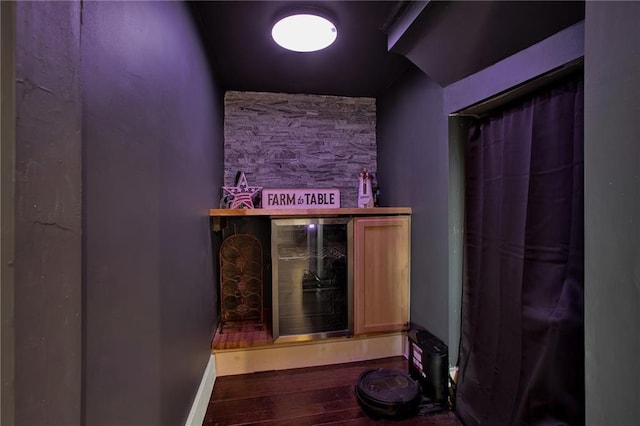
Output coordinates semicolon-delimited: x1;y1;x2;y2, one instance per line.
271;13;337;52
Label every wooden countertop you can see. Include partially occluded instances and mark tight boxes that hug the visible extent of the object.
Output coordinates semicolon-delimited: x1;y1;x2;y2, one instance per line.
209;207;411;217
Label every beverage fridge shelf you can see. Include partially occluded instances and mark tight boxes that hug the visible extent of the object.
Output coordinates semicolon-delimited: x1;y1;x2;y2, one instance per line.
276;246;346;261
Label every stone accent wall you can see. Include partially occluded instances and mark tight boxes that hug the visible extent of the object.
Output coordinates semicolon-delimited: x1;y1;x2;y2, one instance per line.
224;91;377;208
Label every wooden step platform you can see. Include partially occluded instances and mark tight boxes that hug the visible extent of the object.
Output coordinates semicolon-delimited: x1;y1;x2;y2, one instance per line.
212;324;408;376
212;323;272;350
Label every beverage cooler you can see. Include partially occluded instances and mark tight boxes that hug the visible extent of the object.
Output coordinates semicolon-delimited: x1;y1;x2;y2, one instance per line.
271;217;353;342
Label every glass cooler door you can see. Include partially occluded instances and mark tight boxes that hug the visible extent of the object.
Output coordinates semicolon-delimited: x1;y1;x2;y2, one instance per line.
271;217;352;342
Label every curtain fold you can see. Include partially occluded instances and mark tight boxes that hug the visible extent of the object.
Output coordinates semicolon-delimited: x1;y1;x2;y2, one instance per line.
456;74;584;426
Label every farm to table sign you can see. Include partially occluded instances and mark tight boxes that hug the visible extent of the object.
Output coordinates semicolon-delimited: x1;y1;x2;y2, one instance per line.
262;188;340;209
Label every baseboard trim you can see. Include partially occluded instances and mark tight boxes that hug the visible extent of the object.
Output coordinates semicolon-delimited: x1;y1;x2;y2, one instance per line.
185;354;216;426
214;332;407;376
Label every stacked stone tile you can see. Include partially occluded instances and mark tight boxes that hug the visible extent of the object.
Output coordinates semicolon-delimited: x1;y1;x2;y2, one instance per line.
224;91;377;208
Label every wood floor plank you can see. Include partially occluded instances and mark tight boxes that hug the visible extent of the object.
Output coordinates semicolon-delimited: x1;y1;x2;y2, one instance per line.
208;389;363;425
208;407;371;426
209;386;354;419
328;412;463;426
212;358;406;400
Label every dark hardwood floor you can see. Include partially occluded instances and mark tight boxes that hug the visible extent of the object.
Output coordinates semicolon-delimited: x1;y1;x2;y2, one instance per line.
203;356;462;425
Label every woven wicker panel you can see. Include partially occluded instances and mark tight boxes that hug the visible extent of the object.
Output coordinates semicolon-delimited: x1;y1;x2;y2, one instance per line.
220;234;263;330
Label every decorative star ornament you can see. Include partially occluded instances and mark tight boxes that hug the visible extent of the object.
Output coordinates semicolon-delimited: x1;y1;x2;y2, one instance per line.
222;172;262;209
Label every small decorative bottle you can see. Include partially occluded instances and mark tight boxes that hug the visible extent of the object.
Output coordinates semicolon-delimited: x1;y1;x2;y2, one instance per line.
357;167;374;208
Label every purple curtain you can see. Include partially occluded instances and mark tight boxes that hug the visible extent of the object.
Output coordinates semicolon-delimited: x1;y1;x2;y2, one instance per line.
456;74;584;425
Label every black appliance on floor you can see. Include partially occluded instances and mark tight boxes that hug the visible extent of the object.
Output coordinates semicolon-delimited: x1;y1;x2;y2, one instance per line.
407;328;450;411
355;368;421;420
354;329;450;420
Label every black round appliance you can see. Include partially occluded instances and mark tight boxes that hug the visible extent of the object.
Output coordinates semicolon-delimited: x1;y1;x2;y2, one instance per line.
355;368;421;420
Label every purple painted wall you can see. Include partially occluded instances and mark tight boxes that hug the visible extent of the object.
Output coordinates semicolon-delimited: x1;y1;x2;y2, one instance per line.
82;2;222;425
15;2;82;424
377;65;449;341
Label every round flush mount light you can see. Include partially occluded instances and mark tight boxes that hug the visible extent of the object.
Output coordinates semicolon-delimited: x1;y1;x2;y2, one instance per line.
271;13;337;52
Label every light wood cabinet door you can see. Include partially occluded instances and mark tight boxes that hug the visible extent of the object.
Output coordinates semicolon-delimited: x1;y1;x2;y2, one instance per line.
353;216;410;334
